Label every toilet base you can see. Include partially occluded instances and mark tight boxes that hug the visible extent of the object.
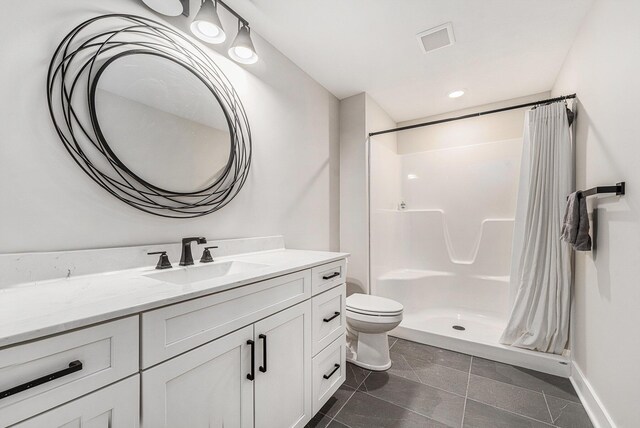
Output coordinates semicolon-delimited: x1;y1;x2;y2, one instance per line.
346;329;393;371
346;355;392;371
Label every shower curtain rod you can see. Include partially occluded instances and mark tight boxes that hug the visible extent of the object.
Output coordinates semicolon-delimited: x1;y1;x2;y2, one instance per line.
368;93;577;137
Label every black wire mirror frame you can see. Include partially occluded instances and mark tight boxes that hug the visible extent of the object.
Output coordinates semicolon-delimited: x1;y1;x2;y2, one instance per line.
47;14;252;218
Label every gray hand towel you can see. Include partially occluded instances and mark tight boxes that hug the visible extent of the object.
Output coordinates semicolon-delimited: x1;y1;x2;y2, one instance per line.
574;197;592;251
561;192;580;244
561;192;592;251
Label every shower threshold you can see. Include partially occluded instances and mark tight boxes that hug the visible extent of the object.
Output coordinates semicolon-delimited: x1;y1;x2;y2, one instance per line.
392;310;570;377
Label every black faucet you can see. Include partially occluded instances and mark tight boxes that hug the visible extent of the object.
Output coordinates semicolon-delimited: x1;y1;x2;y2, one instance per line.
179;237;207;266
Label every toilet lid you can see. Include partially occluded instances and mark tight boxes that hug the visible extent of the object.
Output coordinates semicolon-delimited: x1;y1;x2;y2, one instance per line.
346;293;403;315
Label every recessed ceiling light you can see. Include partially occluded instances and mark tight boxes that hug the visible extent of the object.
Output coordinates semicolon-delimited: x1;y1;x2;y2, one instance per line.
448;90;465;99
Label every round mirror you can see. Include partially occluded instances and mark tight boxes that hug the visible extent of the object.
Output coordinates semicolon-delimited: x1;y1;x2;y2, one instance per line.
91;51;232;194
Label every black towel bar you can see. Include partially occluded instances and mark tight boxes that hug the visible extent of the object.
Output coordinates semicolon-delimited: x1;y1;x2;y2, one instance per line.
570;182;625;200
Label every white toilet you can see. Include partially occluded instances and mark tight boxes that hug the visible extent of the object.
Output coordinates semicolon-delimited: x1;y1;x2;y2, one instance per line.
345;293;404;371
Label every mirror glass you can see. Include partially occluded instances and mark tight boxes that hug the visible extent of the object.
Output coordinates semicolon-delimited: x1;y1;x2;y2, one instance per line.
93;52;232;193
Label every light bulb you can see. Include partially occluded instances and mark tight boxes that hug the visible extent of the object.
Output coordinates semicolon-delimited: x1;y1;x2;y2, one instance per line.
190;0;226;44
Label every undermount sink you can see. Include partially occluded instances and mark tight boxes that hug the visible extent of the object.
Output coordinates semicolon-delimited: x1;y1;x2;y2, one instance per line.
145;261;269;285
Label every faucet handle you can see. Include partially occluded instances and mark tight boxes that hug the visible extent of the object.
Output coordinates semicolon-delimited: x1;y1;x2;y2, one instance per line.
148;251;172;270
200;246;218;263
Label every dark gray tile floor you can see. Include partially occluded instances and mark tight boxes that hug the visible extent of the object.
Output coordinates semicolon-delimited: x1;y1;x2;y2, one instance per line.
306;337;593;428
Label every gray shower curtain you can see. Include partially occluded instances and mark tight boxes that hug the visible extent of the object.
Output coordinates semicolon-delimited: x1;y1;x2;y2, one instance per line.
500;101;573;354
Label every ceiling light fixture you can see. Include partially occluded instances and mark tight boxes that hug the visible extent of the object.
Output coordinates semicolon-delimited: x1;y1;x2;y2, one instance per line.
228;23;259;64
448;89;465;98
190;0;226;44
186;0;258;64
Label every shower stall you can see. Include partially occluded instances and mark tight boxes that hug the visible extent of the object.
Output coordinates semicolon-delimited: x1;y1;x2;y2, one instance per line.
369;129;570;375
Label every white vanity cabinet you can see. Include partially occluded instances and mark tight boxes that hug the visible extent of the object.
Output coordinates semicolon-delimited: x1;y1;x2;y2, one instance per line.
141;325;255;428
141;300;313;428
11;375;140;428
0;316;139;427
1;256;347;428
253;301;312;428
140;261;345;428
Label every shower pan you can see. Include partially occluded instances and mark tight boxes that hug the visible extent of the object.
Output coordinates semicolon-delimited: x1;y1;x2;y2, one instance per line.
369;137;570;376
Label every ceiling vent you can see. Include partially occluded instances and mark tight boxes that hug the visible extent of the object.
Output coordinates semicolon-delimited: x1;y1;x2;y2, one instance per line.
417;23;455;54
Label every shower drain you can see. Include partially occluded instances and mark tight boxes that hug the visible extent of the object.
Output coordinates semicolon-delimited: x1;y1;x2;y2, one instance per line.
452;325;466;331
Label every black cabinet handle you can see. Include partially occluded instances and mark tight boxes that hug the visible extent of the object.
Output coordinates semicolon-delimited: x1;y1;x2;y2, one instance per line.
247;340;255;381
322;272;340;280
0;360;83;400
323;312;341;323
323;364;340;380
259;334;267;373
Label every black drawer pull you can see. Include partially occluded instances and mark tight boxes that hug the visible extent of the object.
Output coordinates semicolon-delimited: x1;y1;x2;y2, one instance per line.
322;272;340;280
259;334;267;373
323;364;340;380
0;360;83;400
323;312;341;323
247;340;255;381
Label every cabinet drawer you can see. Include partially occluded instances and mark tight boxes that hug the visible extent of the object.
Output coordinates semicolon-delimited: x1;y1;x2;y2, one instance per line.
142;270;311;368
0;316;139;427
311;259;347;296
312;336;346;415
12;375;139;427
311;284;345;356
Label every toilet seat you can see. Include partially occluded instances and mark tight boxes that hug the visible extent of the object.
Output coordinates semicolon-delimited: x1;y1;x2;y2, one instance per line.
346;294;403;317
347;307;403;317
346;308;403;324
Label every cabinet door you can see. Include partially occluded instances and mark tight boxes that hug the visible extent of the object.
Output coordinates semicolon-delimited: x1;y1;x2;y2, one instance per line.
254;301;312;428
12;375;139;428
141;325;254;428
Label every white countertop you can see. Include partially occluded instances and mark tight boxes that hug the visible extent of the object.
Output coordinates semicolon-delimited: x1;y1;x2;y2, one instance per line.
0;248;348;349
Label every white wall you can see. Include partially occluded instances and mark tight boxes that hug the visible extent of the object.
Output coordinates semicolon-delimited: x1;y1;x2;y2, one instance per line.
339;94;367;293
552;1;640;426
0;0;340;254
339;93;396;294
397;92;550;154
368;97;400;289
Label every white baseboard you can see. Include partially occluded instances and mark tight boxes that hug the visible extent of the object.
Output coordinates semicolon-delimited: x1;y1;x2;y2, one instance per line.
569;362;616;428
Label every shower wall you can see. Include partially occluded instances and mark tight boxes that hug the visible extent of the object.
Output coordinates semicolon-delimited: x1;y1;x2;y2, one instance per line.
370;137;522;319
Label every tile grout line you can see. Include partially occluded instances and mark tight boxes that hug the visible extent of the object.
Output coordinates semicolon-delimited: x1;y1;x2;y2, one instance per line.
472;360;580;404
326;368;372;427
326;389;356;428
400;354;424;384
460;355;473;428
469;364;580;405
471;370;575;405
467;380;561;426
542;391;556;424
465;398;557;427
392;357;467;399
392;343;476;377
357;388;455;426
345;374;557;428
388;336;398;350
327;341;578;428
